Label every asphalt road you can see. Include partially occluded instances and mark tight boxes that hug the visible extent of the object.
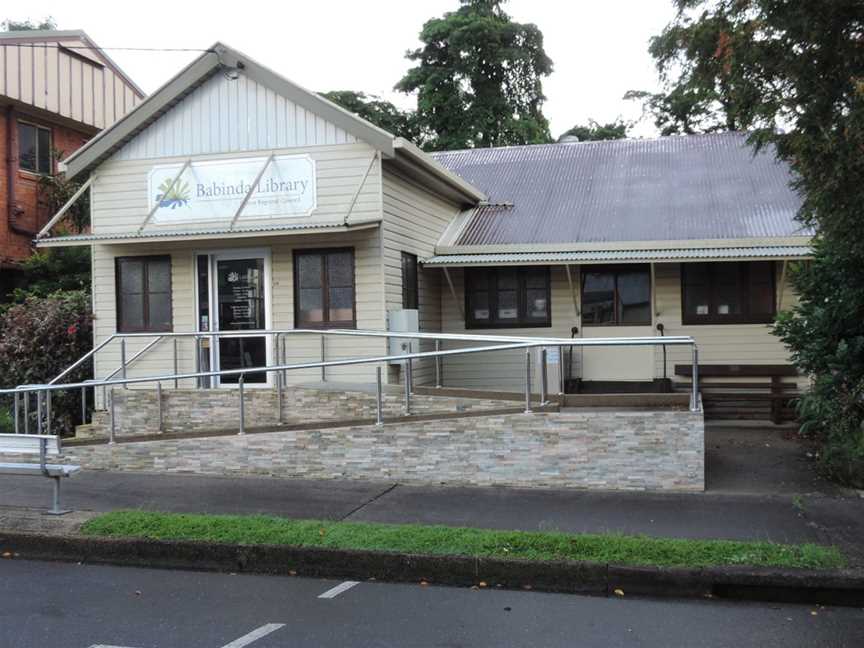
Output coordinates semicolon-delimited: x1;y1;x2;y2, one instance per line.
0;560;861;648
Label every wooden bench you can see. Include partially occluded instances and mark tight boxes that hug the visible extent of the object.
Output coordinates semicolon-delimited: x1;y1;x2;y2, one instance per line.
0;433;81;515
674;364;802;424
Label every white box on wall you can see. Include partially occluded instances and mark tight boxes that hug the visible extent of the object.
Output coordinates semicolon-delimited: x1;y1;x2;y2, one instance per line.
387;309;419;364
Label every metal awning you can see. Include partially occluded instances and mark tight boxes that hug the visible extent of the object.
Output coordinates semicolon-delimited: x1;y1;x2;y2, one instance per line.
35;219;381;247
423;246;813;267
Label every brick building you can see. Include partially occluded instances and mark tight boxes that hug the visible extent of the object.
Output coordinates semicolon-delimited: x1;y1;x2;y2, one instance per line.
0;29;143;293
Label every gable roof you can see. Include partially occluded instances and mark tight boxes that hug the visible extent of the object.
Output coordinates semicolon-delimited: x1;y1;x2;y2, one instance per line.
432;132;809;250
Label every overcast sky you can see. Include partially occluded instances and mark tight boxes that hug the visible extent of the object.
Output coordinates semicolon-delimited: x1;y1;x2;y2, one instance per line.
7;0;677;139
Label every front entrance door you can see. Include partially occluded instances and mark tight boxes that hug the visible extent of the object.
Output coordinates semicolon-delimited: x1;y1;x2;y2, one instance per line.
196;249;271;386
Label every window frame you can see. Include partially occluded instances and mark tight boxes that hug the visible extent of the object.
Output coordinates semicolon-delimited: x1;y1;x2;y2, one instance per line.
401;252;419;310
293;247;357;330
580;264;652;327
680;261;776;325
464;266;552;329
114;255;173;334
17;120;53;175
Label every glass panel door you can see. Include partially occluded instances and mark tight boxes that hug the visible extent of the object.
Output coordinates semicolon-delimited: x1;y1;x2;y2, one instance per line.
198;251;270;386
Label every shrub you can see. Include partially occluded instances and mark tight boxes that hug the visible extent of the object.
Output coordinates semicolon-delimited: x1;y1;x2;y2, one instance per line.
0;291;93;436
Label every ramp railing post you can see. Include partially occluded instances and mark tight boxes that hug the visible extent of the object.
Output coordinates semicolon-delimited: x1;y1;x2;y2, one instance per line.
120;339;128;389
540;348;548;406
320;334;326;382
156;382;164;432
173;338;179;389
46;389;52;436
558;345;565;395
524;348;533;414
37;389;43;435
690;345;700;412
238;373;246;435
407;342;413;395
276;371;284;424
403;358;412;415
109;389;116;444
81;385;87;425
375;366;384;426
13;391;19;434
23;391;30;434
435;339;442;388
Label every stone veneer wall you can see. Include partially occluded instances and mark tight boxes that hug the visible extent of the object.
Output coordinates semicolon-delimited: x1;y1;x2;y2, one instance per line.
88;386;514;438
62;408;705;491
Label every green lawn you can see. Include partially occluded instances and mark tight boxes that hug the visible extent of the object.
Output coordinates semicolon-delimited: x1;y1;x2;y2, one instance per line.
81;510;844;570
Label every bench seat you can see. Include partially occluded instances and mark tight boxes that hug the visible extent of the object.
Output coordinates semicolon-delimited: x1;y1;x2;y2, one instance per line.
0;462;80;478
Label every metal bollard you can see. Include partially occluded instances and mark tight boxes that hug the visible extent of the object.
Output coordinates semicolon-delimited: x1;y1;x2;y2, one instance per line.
524;349;533;414
238;374;246;435
109;390;116;444
375;366;384;426
156;382;164;432
14;391;19;434
120;339;128;389
435;339;442;388
690;346;700;412
540;348;548;406
173;338;179;389
320;335;326;382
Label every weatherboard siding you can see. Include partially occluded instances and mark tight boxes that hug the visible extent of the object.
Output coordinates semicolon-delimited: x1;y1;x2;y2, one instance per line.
89;142;382;235
381;167;462;385
0;38;142;129
438;263;798;391
110;72;357;163
91;229;387;401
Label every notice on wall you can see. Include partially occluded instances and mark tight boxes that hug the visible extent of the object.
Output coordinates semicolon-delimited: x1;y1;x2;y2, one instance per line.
147;155;317;224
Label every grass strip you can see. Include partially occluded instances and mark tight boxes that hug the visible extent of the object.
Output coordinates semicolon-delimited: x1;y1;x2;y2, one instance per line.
80;510;845;570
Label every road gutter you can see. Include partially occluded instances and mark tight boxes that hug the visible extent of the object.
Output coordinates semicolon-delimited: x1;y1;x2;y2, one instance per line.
1;530;862;608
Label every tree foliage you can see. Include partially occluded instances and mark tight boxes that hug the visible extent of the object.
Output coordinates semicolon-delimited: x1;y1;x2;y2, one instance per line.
2;17;57;31
397;0;553;150
321;90;423;144
645;1;864;485
558;120;629;142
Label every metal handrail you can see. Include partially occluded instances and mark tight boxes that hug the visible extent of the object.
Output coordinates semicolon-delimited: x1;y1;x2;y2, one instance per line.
14;328;700;441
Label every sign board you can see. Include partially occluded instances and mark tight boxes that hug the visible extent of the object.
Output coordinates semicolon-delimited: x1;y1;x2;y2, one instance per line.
147;155;317;224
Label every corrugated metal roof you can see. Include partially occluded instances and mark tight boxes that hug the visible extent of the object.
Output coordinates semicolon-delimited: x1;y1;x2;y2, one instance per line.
36;219;380;246
423;246;812;266
432;132;809;246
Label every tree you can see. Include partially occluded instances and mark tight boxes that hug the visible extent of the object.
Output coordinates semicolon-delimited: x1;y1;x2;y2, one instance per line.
2;17;57;31
397;0;553;150
644;1;864;486
558;120;629;142
321;91;424;144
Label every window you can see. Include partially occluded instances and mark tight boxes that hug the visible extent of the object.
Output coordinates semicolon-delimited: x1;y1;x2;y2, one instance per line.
581;265;651;326
682;261;775;324
401;252;419;310
115;256;172;333
18;122;52;174
465;267;550;328
294;248;356;328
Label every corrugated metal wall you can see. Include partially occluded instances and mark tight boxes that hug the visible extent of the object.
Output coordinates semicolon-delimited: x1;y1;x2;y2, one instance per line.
112;73;358;162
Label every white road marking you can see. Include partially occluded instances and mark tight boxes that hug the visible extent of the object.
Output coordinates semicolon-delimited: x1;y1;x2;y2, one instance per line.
318;580;360;599
220;623;286;648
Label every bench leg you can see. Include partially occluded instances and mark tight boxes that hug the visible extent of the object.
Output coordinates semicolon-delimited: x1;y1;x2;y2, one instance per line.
43;476;72;516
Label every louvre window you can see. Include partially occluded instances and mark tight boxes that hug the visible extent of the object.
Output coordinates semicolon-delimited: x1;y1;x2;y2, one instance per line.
401;252;419;310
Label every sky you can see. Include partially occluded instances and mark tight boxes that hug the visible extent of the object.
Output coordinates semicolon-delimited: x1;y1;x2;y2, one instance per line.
5;0;677;139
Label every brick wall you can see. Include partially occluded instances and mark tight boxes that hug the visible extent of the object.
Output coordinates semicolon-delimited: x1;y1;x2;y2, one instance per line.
60;407;705;491
0;107;92;268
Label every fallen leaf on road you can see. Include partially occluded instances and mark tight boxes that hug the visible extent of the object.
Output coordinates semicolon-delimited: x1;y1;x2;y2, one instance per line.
614;589;625;597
